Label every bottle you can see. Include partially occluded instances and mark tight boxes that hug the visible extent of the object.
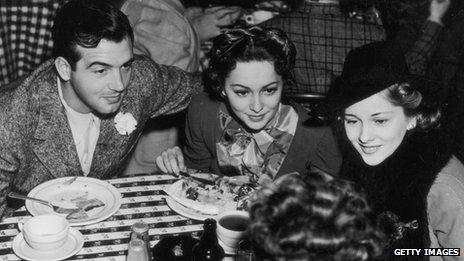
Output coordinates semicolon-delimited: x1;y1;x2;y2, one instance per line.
127;238;149;261
192;218;225;261
131;221;152;261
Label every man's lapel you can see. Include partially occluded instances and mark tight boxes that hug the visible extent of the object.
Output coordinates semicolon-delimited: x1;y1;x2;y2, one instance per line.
89;95;139;178
90;118;117;178
32;67;82;178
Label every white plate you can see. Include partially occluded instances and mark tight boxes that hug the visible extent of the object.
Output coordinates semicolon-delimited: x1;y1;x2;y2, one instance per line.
26;177;122;226
165;179;241;216
12;227;84;261
165;180;219;215
165;197;217;221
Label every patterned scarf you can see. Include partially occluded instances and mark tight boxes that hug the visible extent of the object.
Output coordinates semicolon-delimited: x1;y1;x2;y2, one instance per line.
216;103;298;185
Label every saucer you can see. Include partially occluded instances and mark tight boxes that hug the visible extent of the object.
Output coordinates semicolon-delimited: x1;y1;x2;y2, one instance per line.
13;227;84;261
218;238;236;255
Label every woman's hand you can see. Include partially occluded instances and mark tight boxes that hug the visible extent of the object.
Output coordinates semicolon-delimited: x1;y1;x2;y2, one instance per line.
155;146;186;175
429;0;451;25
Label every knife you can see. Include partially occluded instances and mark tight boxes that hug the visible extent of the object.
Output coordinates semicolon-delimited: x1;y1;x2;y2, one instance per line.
178;171;216;186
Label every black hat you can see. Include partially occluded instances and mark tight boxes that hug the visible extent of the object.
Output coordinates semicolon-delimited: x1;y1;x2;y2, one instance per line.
328;41;415;111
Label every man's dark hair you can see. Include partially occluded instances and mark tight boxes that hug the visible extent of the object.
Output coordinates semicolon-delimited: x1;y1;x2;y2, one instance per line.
52;0;134;69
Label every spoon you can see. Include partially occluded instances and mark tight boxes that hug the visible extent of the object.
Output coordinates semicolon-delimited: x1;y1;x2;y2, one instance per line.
8;192;78;213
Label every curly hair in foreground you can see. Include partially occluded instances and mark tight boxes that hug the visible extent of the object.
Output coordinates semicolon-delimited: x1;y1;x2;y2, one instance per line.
248;173;385;261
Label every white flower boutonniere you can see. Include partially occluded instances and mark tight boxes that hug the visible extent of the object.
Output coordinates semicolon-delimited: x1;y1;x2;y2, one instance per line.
114;112;137;136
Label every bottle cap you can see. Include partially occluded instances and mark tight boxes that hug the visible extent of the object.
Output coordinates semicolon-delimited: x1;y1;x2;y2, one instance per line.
132;221;149;233
203;218;217;230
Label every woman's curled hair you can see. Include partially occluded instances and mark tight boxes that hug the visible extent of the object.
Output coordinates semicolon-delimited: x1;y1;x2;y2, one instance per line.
386;81;441;130
203;26;296;98
330;79;442;136
248;173;385;261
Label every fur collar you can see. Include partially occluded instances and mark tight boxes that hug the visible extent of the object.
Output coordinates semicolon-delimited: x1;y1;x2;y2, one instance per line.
340;129;452;261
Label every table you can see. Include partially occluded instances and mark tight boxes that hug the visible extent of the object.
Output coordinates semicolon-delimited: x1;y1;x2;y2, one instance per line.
0;174;206;261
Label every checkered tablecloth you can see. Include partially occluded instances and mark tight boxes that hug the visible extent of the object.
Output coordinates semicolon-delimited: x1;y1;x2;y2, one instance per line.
0;0;63;87
0;174;204;261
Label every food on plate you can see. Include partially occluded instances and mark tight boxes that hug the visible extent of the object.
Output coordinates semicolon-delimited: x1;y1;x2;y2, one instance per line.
165;175;256;215
66;208;88;220
71;195;105;211
55;194;105;220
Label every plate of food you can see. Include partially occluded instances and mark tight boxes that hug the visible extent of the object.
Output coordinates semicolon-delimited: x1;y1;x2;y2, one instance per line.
26;177;122;226
164;173;255;220
165;197;217;221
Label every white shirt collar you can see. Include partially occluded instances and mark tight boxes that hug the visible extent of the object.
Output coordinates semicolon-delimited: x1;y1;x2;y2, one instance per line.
57;77;101;175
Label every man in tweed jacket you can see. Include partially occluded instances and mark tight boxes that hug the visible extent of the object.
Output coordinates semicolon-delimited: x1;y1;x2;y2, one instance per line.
0;0;202;216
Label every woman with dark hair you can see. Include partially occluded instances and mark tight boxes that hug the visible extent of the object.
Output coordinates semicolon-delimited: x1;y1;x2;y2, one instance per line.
329;41;464;260
248;173;385;261
156;26;341;184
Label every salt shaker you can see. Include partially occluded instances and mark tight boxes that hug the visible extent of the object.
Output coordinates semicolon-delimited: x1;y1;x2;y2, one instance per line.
131;221;152;260
127;238;149;261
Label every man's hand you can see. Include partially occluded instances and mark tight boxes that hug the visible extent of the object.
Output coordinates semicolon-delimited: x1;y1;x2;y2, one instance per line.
155;146;186;175
187;6;243;41
429;0;451;25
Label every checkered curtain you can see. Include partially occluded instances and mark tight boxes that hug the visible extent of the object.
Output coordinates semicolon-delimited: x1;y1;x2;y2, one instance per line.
261;2;386;94
0;0;63;87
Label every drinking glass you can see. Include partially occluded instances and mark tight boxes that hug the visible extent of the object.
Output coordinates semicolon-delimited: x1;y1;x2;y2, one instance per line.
236;239;256;261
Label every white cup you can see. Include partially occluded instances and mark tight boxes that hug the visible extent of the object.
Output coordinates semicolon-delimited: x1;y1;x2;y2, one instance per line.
216;210;250;250
245;10;276;25
18;214;69;251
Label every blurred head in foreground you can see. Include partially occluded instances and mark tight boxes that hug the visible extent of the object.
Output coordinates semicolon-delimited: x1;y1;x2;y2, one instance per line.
248;173;385;261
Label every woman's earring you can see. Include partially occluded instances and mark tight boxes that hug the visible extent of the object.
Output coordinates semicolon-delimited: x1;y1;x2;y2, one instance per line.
407;123;416;130
407;117;417;131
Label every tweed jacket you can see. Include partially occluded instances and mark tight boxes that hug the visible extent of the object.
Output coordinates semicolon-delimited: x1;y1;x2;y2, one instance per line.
428;156;464;261
0;56;202;216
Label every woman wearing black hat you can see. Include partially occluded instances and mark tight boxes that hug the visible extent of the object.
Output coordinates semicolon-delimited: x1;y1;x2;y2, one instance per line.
329;41;464;260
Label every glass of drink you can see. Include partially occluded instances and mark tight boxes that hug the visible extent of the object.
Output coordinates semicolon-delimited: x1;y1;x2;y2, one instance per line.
236;239;255;261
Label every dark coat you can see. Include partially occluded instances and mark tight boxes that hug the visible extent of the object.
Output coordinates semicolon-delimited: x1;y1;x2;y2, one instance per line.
183;93;342;179
339;129;452;261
